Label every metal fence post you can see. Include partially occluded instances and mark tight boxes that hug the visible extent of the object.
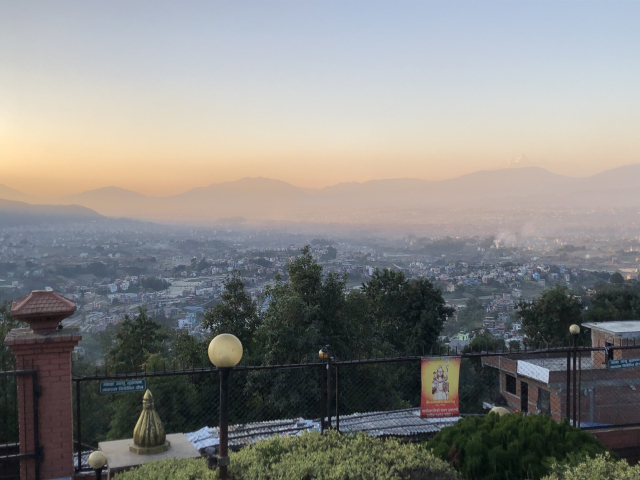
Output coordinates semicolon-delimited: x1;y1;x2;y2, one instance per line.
326;355;332;430
335;364;340;433
566;350;571;420
573;335;578;427
76;379;81;472
219;368;230;480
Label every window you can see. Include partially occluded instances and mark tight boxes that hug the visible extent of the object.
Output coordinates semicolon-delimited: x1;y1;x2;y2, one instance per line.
506;374;516;395
537;388;551;415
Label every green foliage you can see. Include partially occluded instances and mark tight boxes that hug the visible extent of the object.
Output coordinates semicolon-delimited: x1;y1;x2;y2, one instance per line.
258;246;368;362
543;453;640;480
0;301;23;366
585;288;640;323
448;297;484;335
428;413;607;480
517;285;584;346
456;334;504;414
0;301;23;443
140;276;171;291
105;307;168;372
106;354;201;440
362;268;454;355
114;458;214;480
115;431;461;480
79;247;454;448
321;246;337;261
203;272;259;356
610;272;625;285
465;332;506;353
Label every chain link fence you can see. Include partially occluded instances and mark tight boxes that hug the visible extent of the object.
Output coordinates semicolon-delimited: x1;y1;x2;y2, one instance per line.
72;345;640;471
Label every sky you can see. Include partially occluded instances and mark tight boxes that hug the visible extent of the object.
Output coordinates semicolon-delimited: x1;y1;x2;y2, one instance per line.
1;1;640;197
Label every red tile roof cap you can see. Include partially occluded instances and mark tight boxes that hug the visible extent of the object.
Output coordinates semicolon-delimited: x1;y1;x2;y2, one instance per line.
11;290;77;319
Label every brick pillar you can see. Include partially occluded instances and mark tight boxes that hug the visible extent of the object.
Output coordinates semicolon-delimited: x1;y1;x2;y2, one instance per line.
4;291;80;480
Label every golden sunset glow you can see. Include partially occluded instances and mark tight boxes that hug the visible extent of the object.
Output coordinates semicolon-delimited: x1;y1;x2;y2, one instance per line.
2;1;639;197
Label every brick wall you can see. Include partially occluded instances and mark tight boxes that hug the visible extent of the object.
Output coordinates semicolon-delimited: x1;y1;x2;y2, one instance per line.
5;330;81;480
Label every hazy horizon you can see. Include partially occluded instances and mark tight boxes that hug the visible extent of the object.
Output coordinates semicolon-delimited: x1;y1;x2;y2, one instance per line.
2;1;640;197
4;163;640;199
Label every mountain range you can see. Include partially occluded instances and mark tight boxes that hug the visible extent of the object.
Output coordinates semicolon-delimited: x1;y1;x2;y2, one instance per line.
0;198;103;227
2;165;640;225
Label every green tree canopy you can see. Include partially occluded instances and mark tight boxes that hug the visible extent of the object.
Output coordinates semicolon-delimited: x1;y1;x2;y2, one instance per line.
517;285;584;346
0;301;24;367
610;272;625;285
428;414;607;480
202;271;260;357
362;268;454;355
585;288;640;323
257;246;362;362
105;307;168;372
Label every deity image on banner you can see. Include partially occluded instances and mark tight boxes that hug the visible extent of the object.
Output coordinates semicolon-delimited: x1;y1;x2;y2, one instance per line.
421;356;460;418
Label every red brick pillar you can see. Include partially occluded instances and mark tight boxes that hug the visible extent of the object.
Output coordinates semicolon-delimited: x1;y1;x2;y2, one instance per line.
4;291;80;480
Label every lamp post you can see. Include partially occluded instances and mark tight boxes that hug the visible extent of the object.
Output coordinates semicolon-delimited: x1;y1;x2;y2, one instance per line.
319;345;332;431
569;324;580;427
208;334;243;480
87;451;107;480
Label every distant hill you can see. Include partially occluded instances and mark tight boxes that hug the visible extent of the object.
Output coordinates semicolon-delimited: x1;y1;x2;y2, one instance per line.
60;186;154;217
0;199;103;226
3;164;640;224
0;184;37;203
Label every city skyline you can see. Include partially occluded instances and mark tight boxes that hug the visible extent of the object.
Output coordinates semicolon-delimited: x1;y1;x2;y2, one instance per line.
2;1;640;196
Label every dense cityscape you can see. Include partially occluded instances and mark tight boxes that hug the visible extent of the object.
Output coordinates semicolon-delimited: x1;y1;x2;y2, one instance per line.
1;219;637;364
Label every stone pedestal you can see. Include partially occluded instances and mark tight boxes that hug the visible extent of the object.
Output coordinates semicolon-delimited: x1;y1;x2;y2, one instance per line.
98;434;201;476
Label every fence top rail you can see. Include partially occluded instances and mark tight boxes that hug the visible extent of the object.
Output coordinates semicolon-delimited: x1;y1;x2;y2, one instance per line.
0;368;37;377
73;361;325;381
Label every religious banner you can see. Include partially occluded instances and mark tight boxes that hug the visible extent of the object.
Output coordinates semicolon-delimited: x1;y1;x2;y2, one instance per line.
420;356;461;418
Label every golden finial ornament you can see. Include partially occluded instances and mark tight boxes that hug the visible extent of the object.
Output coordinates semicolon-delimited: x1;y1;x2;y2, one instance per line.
129;390;171;454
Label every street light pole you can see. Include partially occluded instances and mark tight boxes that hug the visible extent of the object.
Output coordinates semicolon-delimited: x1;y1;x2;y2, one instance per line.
88;451;106;480
219;368;230;480
319;345;332;431
208;334;243;479
569;324;580;427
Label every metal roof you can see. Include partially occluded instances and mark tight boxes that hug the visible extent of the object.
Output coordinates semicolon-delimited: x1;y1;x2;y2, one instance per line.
185;408;460;453
582;321;640;338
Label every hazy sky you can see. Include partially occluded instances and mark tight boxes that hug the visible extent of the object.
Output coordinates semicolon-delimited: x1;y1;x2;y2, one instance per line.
2;1;639;196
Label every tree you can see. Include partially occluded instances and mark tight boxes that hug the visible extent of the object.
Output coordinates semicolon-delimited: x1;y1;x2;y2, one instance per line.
447;296;484;335
202;272;259;355
362;268;454;355
585;288;640;323
140;276;171;292
172;331;207;368
257;247;360;362
321;246;337;261
105;308;168;372
0;301;23;368
106;354;201;440
517;285;583;346
429;414;606;480
610;272;625;285
543;454;640;480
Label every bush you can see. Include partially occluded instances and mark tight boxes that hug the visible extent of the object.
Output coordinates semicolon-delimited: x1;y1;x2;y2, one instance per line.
427;413;607;480
543;453;640;480
115;431;461;480
114;458;213;480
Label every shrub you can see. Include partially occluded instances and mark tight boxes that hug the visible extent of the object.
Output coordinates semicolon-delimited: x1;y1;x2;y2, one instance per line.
427;413;607;480
543;453;640;480
114;458;213;480
115;431;461;480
